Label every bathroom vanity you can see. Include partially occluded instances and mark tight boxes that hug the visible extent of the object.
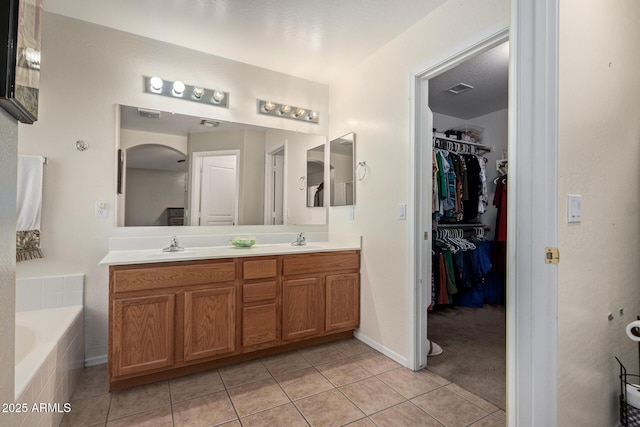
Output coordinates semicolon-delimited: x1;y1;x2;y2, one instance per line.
102;239;360;390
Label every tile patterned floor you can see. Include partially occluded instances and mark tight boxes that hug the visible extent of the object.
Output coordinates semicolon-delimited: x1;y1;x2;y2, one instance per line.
60;338;505;427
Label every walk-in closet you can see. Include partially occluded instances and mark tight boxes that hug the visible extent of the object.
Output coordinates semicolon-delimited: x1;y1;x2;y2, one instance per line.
421;41;509;410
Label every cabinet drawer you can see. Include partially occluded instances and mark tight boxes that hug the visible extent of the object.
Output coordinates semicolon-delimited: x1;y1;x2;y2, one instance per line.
243;259;277;280
112;262;236;293
282;251;359;276
243;281;277;303
243;303;278;347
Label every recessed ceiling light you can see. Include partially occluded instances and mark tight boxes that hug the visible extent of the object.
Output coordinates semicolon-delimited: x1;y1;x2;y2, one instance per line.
445;82;474;94
200;119;220;127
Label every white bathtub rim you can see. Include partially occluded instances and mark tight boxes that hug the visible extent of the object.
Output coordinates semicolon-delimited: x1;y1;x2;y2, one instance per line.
14;305;83;399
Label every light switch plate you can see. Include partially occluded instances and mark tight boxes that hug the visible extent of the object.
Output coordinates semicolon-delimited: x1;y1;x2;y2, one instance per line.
95;201;108;218
567;194;582;223
398;203;406;220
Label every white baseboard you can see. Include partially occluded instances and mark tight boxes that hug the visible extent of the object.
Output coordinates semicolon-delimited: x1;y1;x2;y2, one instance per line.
353;330;409;368
85;354;107;367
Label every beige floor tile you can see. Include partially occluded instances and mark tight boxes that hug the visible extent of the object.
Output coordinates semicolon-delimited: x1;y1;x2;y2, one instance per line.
377;368;442;399
241;403;309;427
219;359;271;389
369;401;444;427
60;393;111;426
445;383;499;413
276;367;334;400
170;369;225;403
316;358;372;387
227;378;290;417
108;381;170;421
218;421;242;427
106;405;172;427
340;377;405;415
351;351;402;375
421;369;452;386
263;351;312;376
71;364;109;400
295;389;365;427
468;412;507;427
298;343;348;366
332;338;374;357
172;390;238;427
344;418;377;426
411;387;490;427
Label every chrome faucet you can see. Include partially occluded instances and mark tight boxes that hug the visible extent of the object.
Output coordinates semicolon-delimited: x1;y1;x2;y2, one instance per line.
291;232;306;246
163;236;185;252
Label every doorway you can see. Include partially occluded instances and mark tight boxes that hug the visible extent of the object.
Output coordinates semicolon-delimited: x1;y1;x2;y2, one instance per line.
264;146;285;225
411;31;510;409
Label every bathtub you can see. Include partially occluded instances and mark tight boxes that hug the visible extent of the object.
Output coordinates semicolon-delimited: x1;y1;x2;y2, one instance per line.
14;306;84;427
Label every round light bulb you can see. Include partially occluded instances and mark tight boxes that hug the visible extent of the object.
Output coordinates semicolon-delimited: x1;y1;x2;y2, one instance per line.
263;101;275;112
307;111;318;121
192;87;204;99
212;90;225;103
294;108;306;118
172;80;185;96
279;105;291;115
149;76;163;92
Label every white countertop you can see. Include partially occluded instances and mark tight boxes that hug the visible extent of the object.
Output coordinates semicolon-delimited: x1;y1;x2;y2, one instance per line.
100;234;361;266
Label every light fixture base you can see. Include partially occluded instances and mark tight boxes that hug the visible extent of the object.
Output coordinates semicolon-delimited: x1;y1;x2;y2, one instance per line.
257;99;319;124
144;76;229;108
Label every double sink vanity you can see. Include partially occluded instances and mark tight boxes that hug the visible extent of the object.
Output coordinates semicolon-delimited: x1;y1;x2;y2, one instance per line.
100;233;361;390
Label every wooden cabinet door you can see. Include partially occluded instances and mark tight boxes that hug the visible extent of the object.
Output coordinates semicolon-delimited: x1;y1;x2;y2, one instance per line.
243;303;278;347
325;273;360;332
112;294;175;378
282;277;323;341
184;287;236;362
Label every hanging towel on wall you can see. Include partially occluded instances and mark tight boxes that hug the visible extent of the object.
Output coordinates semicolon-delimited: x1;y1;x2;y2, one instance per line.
16;155;44;261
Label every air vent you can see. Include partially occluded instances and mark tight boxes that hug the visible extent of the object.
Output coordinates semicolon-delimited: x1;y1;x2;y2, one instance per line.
445;83;474;95
200;119;221;127
137;108;161;119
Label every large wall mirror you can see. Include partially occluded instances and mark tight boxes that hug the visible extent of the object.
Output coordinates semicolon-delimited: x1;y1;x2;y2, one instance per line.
116;104;327;227
329;132;355;206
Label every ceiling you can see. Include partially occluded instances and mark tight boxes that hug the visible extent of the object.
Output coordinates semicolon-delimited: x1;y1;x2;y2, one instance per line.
43;0;445;85
429;42;509;120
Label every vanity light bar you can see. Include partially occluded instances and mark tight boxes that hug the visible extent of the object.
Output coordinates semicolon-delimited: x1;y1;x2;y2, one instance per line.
144;76;229;108
257;99;319;124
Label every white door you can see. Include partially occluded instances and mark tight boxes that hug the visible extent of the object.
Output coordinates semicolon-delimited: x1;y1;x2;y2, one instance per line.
272;152;284;224
264;146;285;225
199;155;238;226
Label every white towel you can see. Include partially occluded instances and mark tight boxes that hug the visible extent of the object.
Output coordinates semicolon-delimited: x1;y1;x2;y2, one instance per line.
16;155;44;261
17;155;43;231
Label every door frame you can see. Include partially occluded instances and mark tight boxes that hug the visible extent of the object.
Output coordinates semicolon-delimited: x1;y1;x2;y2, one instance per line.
408;26;509;371
190;150;240;226
408;0;559;423
264;144;286;225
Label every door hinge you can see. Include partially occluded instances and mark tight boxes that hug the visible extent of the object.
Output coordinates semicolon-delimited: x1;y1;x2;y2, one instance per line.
424;231;428;240
545;247;560;264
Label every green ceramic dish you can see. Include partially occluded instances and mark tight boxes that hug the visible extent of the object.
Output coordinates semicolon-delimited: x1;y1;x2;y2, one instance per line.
230;237;256;248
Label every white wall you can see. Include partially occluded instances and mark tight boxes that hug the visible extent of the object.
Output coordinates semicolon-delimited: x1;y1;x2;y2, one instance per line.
0;109;18;425
433;109;509;240
16;13;329;363
558;1;640;425
328;0;509;361
125;169;186;226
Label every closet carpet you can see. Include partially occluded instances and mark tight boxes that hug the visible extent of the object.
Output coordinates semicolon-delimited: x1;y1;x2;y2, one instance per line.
426;304;506;410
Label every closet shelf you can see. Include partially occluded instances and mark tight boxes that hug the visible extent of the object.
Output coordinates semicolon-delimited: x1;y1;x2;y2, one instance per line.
434;223;489;230
432;134;491;151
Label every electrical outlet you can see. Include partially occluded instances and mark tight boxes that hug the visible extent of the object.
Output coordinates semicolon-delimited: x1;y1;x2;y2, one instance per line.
95;201;108;218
